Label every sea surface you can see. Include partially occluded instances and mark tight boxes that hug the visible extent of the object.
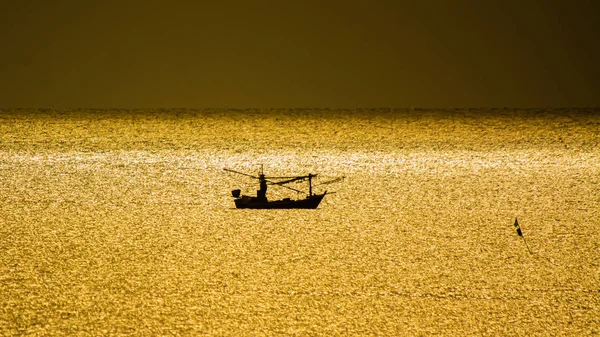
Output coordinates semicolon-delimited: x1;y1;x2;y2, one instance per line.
1;108;599;336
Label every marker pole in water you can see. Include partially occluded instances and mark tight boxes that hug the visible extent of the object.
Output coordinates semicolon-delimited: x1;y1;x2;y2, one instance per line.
514;218;532;254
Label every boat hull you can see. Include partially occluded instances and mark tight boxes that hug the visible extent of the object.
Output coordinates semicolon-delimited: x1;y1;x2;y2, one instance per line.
234;193;325;209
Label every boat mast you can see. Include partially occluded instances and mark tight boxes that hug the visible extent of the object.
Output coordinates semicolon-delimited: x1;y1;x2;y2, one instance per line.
308;173;313;196
257;164;268;201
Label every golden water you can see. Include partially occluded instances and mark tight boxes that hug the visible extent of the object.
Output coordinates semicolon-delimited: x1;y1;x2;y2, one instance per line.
1;109;599;335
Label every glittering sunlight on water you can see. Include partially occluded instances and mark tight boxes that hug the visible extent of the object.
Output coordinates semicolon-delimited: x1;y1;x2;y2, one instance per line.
1;108;599;335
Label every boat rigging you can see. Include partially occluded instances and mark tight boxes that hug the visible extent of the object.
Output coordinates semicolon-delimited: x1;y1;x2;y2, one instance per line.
223;165;343;209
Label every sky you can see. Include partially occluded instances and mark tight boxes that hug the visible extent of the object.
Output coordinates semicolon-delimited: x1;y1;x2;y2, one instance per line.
1;0;599;109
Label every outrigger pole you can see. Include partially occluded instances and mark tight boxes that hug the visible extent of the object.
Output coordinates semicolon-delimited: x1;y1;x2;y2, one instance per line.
223;167;307;195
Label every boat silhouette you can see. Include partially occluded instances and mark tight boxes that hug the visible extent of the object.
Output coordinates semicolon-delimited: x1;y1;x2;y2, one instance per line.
224;166;343;209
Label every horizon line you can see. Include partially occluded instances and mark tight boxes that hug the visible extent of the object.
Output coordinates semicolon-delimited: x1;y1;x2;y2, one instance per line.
2;106;599;111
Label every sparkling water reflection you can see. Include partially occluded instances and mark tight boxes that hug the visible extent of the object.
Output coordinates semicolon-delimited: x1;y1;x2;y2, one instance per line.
1;109;599;335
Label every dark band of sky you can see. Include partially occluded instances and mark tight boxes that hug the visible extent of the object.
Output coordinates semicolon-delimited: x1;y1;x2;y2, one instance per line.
1;0;599;108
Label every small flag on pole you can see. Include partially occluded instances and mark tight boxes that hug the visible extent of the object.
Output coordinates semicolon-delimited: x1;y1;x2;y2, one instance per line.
513;217;532;254
514;218;523;237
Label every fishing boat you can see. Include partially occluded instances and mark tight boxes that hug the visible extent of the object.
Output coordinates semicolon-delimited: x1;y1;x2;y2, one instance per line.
224;166;343;209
